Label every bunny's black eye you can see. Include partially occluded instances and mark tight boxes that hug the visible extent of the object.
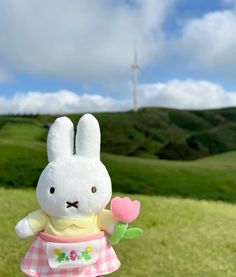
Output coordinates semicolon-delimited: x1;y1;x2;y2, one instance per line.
50;187;55;194
91;186;97;193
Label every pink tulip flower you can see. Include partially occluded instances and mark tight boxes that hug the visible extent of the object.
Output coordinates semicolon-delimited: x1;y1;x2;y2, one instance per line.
111;197;140;224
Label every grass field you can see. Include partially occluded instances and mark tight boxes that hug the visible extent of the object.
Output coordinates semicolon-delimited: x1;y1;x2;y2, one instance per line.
2;189;236;277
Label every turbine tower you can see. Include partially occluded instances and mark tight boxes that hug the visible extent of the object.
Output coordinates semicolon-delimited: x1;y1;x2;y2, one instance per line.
131;47;140;112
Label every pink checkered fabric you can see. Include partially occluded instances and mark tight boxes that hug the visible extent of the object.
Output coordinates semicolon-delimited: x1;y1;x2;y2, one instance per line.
21;235;120;277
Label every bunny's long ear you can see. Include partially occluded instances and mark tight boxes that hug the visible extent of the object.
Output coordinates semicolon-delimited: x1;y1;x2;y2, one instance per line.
47;116;74;162
75;113;100;159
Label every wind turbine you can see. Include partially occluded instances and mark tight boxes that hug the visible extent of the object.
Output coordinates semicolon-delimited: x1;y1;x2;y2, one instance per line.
131;47;140;112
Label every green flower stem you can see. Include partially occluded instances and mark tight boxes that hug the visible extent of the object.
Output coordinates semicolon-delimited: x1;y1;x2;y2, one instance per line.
109;223;143;245
108;222;128;245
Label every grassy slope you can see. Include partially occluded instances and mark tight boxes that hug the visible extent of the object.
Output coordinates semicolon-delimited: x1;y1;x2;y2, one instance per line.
1;132;236;202
2;189;236;277
74;107;236;159
77;107;236;160
105;151;236;202
2;107;236;160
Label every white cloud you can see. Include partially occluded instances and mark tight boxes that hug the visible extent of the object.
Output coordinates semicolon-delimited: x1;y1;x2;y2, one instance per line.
176;8;236;73
0;0;175;81
1;80;236;114
1;0;236;83
0;90;128;114
138;79;236;109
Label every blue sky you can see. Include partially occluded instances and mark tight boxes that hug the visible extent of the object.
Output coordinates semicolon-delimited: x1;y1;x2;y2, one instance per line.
0;0;236;113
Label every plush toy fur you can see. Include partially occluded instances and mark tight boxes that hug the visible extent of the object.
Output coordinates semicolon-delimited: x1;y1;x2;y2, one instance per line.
16;114;111;224
38;114;111;218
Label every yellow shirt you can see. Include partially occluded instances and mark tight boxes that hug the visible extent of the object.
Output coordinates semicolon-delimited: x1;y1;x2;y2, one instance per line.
27;209;114;237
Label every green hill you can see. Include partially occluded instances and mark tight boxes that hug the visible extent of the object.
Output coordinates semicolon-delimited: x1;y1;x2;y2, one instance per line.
2;189;236;277
2;107;236;161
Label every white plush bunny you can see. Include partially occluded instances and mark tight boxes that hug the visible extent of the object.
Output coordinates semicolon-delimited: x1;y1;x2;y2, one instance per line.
15;114;121;277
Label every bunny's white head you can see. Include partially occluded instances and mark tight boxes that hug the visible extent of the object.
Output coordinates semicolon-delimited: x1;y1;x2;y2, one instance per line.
36;114;112;218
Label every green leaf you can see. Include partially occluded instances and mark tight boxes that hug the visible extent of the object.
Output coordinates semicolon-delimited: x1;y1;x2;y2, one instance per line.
81;250;86;258
84;254;92;261
123;227;143;239
56;252;67;263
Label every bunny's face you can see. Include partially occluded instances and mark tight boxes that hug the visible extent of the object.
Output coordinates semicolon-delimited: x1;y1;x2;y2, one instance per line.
36;114;112;218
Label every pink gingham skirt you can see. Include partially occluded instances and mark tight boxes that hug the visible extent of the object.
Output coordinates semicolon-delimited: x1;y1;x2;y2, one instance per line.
21;231;120;277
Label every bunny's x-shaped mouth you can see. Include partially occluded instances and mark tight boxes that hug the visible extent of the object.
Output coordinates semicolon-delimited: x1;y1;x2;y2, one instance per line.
66;201;79;208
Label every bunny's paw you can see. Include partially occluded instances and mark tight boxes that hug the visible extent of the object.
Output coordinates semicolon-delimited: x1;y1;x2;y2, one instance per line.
15;218;34;238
